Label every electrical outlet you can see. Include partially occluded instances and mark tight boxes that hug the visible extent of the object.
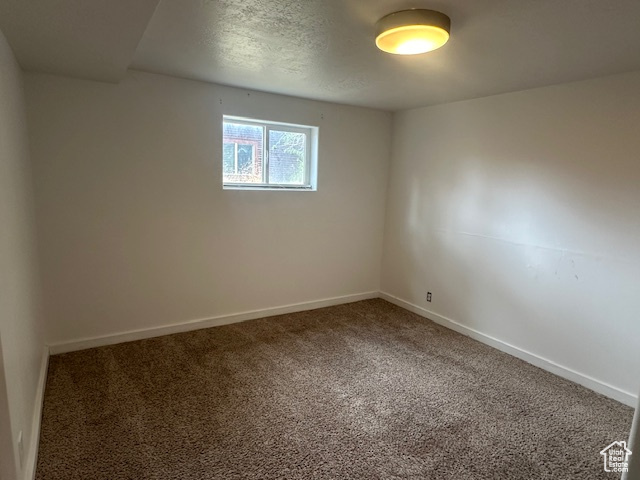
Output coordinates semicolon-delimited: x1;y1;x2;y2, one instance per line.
426;292;432;302
17;430;24;467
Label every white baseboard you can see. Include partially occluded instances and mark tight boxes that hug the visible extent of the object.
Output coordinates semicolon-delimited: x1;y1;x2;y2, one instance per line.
48;292;378;355
46;290;636;407
380;292;637;408
25;346;49;480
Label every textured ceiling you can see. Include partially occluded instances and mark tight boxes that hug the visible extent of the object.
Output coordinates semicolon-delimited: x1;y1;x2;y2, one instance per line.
131;0;640;110
0;0;160;82
2;0;640;110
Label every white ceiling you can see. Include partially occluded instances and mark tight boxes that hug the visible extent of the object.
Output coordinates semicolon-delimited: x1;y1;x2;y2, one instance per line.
2;0;640;110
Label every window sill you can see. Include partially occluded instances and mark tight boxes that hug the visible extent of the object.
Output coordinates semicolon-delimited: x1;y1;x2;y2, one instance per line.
223;184;316;192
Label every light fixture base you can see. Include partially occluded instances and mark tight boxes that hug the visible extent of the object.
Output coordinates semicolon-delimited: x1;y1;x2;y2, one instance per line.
375;9;451;55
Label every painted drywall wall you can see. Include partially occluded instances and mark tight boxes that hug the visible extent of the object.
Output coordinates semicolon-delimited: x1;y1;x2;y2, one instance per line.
0;29;45;480
382;71;640;400
25;71;391;345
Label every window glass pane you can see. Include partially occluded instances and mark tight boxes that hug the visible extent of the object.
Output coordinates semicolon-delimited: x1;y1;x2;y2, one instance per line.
237;144;254;174
268;130;306;185
222;143;235;174
222;122;263;183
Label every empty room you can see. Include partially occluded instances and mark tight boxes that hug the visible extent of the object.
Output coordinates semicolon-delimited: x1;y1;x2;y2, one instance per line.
1;1;639;479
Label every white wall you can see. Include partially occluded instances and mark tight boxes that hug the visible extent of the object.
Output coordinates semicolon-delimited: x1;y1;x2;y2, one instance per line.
25;71;391;346
382;71;640;402
0;29;46;480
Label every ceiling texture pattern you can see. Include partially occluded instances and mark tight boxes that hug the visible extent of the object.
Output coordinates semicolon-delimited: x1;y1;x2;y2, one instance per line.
1;0;640;110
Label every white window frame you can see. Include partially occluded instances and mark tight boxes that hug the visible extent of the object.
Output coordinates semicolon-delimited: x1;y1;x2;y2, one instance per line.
222;115;318;191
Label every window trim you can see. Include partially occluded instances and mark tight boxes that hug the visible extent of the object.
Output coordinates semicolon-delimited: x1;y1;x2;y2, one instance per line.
222;115;318;191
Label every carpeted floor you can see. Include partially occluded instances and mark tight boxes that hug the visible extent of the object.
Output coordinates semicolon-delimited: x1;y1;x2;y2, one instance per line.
36;299;633;479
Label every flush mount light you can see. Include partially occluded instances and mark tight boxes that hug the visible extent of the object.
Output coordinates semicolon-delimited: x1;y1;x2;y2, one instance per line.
375;9;451;55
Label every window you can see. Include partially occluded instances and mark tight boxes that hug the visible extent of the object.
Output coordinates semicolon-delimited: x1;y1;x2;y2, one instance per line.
222;116;318;190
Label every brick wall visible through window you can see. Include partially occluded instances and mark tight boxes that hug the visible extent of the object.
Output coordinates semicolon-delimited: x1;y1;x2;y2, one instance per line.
222;122;263;183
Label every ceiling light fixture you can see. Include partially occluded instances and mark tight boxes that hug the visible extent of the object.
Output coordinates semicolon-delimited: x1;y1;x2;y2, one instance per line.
375;9;451;55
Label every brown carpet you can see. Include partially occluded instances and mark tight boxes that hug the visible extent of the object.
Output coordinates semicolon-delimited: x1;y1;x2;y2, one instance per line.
36;299;633;479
